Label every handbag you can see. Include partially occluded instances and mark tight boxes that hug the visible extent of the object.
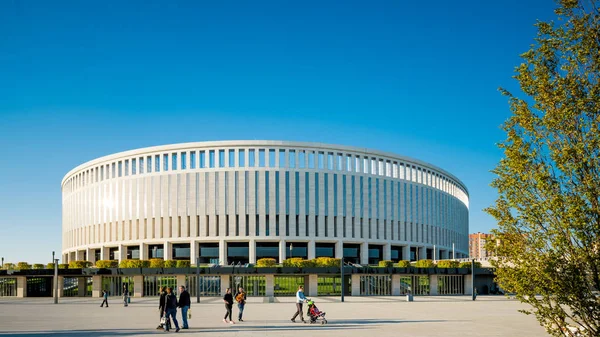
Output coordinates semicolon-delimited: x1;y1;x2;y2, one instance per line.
188;308;192;319
160;316;166;325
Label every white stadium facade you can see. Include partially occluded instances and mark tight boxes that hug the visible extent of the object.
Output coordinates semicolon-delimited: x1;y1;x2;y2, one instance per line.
61;141;469;265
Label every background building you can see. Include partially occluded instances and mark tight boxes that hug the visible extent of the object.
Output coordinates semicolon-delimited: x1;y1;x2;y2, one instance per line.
61;141;470;265
469;232;494;259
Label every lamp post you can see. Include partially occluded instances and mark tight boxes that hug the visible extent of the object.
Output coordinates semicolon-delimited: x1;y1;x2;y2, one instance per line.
53;257;59;304
452;243;455;260
340;252;344;303
471;258;476;301
1;257;3;268
290;243;293;259
196;255;201;303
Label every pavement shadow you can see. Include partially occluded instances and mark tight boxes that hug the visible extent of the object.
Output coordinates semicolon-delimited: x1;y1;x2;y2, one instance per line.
0;329;160;336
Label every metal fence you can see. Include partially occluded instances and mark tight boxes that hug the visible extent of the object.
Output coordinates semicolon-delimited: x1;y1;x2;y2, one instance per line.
62;277;93;297
398;276;412;295
274;276;304;296
411;276;430;295
438;276;464;295
186;275;221;297
318;276;342;296
230;275;265;296
0;277;16;297
143;276;177;297
360;275;392;296
101;276;134;297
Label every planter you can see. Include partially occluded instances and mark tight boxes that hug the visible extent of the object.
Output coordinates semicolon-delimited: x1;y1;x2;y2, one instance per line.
254;267;277;274
279;267;301;275
119;268;142;275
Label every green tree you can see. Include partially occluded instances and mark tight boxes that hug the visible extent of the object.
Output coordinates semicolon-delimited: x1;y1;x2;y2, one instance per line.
486;1;600;335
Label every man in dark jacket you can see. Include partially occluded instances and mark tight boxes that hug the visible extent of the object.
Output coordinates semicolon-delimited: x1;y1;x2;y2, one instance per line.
178;285;191;329
164;287;180;332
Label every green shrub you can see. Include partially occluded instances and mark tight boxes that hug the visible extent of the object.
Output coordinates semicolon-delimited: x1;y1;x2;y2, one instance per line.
58;263;69;269
459;261;482;268
69;260;91;269
119;259;147;268
149;259;164;268
256;258;277;267
164;260;177;268
414;259;436;268
176;260;190;268
95;260;118;268
314;257;340;267
378;260;394;268
46;263;55;269
2;263;15;270
17;262;31;270
32;264;44;269
437;260;460;268
395;260;410;268
283;257;303;267
141;260;150;268
297;259;316;268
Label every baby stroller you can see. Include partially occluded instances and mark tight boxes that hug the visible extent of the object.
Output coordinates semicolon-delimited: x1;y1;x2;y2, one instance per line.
306;299;327;324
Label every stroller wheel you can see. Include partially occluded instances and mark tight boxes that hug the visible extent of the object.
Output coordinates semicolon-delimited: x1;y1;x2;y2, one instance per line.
321;320;326;325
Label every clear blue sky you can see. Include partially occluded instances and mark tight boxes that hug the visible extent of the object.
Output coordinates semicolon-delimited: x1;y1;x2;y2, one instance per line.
0;0;558;264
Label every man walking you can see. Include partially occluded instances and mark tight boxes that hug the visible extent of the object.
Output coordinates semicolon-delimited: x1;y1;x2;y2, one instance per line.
234;287;246;322
122;283;129;307
100;289;109;307
178;285;191;329
163;287;180;332
291;285;307;323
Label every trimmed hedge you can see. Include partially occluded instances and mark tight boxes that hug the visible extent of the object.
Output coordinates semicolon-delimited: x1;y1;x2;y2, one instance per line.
95;260;118;268
459;261;482;268
378;260;394;268
17;262;31;270
58;264;69;269
46;263;55;269
164;260;177;268
69;260;92;269
395;260;410;268
149;259;164;268
413;259;436;268
437;260;460;268
32;264;44;270
176;260;190;268
282;257;303;267
119;259;150;268
314;257;340;267
256;258;277;267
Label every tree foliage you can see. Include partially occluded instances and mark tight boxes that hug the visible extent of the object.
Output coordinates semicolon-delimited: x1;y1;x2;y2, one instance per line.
486;1;600;335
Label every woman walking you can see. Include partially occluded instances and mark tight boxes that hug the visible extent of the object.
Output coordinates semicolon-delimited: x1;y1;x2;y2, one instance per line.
223;288;235;324
234;287;247;322
156;286;167;330
163;287;180;332
122;283;129;307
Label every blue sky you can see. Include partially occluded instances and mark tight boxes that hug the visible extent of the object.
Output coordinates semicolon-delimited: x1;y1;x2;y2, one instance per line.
0;0;558;264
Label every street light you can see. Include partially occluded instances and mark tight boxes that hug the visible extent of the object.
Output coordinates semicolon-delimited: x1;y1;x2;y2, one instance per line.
1;257;3;268
289;243;293;259
340;250;344;303
53;256;59;304
196;254;201;304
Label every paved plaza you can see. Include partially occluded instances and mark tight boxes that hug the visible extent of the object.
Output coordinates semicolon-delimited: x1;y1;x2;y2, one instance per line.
0;296;547;336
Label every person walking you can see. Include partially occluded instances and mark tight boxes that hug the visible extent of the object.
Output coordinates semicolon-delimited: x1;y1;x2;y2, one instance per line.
178;285;191;329
156;286;167;330
291;285;307;323
100;289;109;307
234;287;247;322
223;288;234;324
163;287;180;332
122;283;129;307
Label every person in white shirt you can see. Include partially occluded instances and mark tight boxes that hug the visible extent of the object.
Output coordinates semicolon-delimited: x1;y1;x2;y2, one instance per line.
290;285;307;323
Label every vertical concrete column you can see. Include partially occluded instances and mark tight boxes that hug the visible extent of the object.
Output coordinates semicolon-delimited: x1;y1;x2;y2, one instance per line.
189;241;197;265
75;250;80;261
383;243;391;261
176;275;187;291
307;274;318;297
429;275;438;295
101;247;108;261
164;242;172;261
307;240;316;260
419;246;427;260
265;274;275;297
77;277;87;297
392;275;401;296
335;240;343;259
402;245;411;261
249;240;256;264
219;240;227;265
464;275;473;295
360;242;369;265
16;276;27;298
351;274;360;296
220;275;230;294
140;243;148;261
279;240;286;264
133;275;144;297
118;244;126;262
87;248;94;264
92;275;102;297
